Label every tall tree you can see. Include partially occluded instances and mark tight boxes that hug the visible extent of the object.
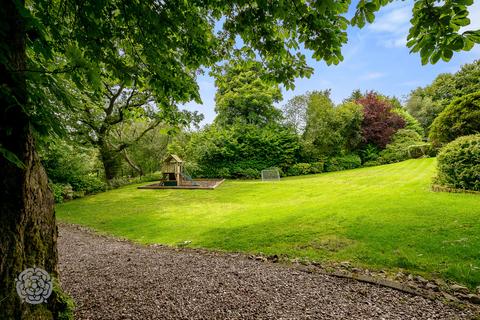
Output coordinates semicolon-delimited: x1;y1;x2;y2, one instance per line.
73;81;200;181
406;60;480;133
303;90;341;158
213;60;282;127
1;0;478;317
356;93;406;149
282;90;331;135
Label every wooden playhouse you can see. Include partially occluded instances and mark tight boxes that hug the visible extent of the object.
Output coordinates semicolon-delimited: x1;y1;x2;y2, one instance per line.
138;154;224;190
161;154;184;186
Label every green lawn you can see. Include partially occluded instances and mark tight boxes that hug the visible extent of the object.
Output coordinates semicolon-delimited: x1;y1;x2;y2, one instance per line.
57;158;480;287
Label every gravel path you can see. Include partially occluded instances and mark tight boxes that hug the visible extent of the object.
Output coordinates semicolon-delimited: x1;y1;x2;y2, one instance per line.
58;225;476;319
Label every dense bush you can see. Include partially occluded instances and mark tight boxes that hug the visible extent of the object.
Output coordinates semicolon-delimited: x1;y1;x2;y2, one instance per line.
359;144;380;164
406;60;480;133
301;93;363;160
178;123;299;179
324;154;362;172
309;161;324;173
378;129;423;164
429;91;480;145
393;108;424;136
287;163;311;176
436;135;480;191
40;139;106;195
407;143;436;158
50;183;71;203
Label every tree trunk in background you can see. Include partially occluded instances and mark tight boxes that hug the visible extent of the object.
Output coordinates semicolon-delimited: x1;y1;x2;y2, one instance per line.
99;144;123;181
0;1;66;318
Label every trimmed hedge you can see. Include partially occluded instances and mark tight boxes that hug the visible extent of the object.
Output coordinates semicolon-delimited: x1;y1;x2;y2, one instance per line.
436;134;480;191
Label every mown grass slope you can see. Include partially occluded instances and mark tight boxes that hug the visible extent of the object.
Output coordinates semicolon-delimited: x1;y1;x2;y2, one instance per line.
57;158;480;287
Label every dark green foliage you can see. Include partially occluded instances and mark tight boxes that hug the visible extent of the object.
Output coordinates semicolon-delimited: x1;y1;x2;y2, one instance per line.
429;91;480;145
287;163;312;176
378;129;424;164
50;184;70;204
436;135;480;191
180;123;299;179
407;60;480;133
310;162;325;174
360;144;380;164
324;154;362;172
336;102;365;153
286;161;324;176
302;92;362;159
40;140;106;195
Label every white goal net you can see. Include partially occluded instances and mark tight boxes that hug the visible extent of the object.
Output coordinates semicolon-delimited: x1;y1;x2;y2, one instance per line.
261;168;280;181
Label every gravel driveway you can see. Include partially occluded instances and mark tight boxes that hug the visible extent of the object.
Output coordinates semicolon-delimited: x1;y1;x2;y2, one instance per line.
58;224;477;319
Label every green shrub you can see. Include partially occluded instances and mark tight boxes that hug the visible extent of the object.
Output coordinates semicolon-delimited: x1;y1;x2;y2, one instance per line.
436;134;480;191
360;144;380;164
325;154;361;172
50;183;74;203
177;123;299;179
378;129;423;164
108;176;130;189
309;161;324;174
231;167;260;179
70;175;106;194
51;183;65;203
429;91;480;145
407;143;436;158
363;160;380;167
217;167;231;178
287;163;311;176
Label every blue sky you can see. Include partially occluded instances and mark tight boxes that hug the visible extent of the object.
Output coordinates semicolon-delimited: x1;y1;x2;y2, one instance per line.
184;1;480;124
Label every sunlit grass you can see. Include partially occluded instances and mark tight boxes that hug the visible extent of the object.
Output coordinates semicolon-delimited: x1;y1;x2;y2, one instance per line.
57;158;480;287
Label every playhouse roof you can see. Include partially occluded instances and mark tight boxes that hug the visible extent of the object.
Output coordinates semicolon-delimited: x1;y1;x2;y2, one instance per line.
164;154;183;163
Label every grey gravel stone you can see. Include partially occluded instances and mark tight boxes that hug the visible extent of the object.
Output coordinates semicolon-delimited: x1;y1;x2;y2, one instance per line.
58;225;478;320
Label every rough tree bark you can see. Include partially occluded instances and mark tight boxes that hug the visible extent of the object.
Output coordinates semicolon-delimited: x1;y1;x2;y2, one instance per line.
0;1;68;318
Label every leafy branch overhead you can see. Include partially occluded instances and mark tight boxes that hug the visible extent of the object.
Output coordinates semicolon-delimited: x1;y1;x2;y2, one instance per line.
4;0;480;142
352;0;480;64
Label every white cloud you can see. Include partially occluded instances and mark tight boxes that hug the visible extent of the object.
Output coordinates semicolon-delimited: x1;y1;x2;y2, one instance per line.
382;36;407;48
360;72;386;80
367;3;412;49
369;6;411;34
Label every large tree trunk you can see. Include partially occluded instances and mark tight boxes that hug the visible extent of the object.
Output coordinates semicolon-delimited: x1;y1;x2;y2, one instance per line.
0;1;69;318
99;143;123;181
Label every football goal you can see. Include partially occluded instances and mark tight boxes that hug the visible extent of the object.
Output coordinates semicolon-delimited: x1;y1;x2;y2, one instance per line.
261;168;280;181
